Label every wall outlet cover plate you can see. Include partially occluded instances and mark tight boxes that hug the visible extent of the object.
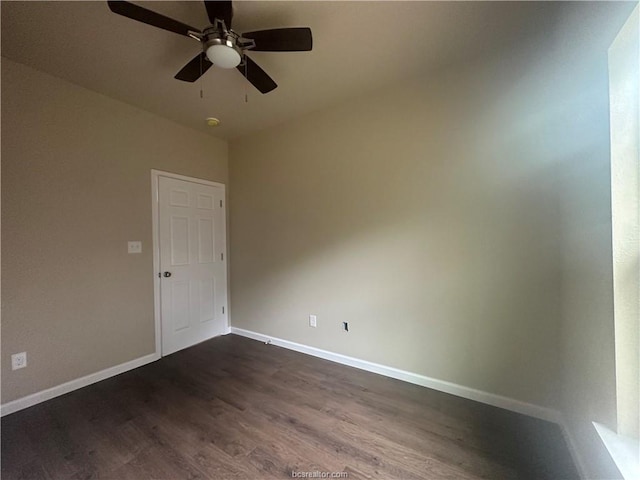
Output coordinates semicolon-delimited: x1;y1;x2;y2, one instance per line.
128;241;142;254
11;352;27;370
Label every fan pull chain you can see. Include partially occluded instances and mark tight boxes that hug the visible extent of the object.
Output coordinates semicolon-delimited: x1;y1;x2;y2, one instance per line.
199;54;204;99
244;55;249;104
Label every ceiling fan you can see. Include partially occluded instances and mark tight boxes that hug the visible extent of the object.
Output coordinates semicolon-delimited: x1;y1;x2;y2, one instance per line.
107;1;313;94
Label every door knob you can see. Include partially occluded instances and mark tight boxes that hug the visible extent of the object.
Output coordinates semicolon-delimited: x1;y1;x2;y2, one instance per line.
163;271;172;278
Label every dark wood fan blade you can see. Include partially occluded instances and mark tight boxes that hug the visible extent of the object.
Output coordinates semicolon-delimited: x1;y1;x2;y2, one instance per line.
204;0;233;28
107;1;199;37
175;53;212;82
241;27;312;52
236;56;277;94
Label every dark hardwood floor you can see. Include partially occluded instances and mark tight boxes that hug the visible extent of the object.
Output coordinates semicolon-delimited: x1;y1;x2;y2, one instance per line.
1;334;578;479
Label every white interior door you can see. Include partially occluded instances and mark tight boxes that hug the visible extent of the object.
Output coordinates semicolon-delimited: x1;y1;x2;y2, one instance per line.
158;175;227;355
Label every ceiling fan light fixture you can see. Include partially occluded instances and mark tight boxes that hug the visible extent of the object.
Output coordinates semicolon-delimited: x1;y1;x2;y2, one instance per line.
206;44;241;69
108;0;313;93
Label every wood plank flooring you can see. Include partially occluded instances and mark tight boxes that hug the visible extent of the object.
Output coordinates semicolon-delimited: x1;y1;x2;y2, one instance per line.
1;334;578;479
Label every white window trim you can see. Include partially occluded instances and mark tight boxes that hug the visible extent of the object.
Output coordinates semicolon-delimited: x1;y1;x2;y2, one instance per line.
593;422;639;480
604;3;640;479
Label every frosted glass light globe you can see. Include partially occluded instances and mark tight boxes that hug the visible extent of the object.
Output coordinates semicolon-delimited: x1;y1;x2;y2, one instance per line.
206;44;241;69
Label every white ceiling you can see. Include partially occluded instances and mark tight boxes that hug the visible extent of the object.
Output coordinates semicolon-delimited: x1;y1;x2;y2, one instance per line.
2;1;564;140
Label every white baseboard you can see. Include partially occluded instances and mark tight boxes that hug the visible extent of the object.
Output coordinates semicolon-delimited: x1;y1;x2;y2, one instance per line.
1;329;562;426
558;417;589;479
230;327;560;424
0;352;160;417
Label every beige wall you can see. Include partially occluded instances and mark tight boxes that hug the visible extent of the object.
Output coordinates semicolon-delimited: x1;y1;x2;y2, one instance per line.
229;38;566;409
229;4;636;434
1;58;228;403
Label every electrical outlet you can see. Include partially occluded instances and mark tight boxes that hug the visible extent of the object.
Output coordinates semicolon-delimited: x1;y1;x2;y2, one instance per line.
309;315;317;328
342;322;349;332
11;352;27;370
127;241;142;254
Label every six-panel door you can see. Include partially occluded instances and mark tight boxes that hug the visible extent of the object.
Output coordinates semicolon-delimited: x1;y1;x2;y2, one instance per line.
159;176;227;355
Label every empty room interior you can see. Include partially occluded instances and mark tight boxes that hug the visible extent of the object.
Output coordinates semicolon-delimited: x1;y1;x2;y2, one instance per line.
1;1;639;479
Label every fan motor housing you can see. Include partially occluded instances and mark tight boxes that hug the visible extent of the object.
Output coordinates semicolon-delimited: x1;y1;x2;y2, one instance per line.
203;23;247;67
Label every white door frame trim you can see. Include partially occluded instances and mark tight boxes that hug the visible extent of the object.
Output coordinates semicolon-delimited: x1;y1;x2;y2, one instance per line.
151;169;228;357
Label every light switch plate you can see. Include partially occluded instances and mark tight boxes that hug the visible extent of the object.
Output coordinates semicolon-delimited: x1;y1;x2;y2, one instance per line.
128;241;142;254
